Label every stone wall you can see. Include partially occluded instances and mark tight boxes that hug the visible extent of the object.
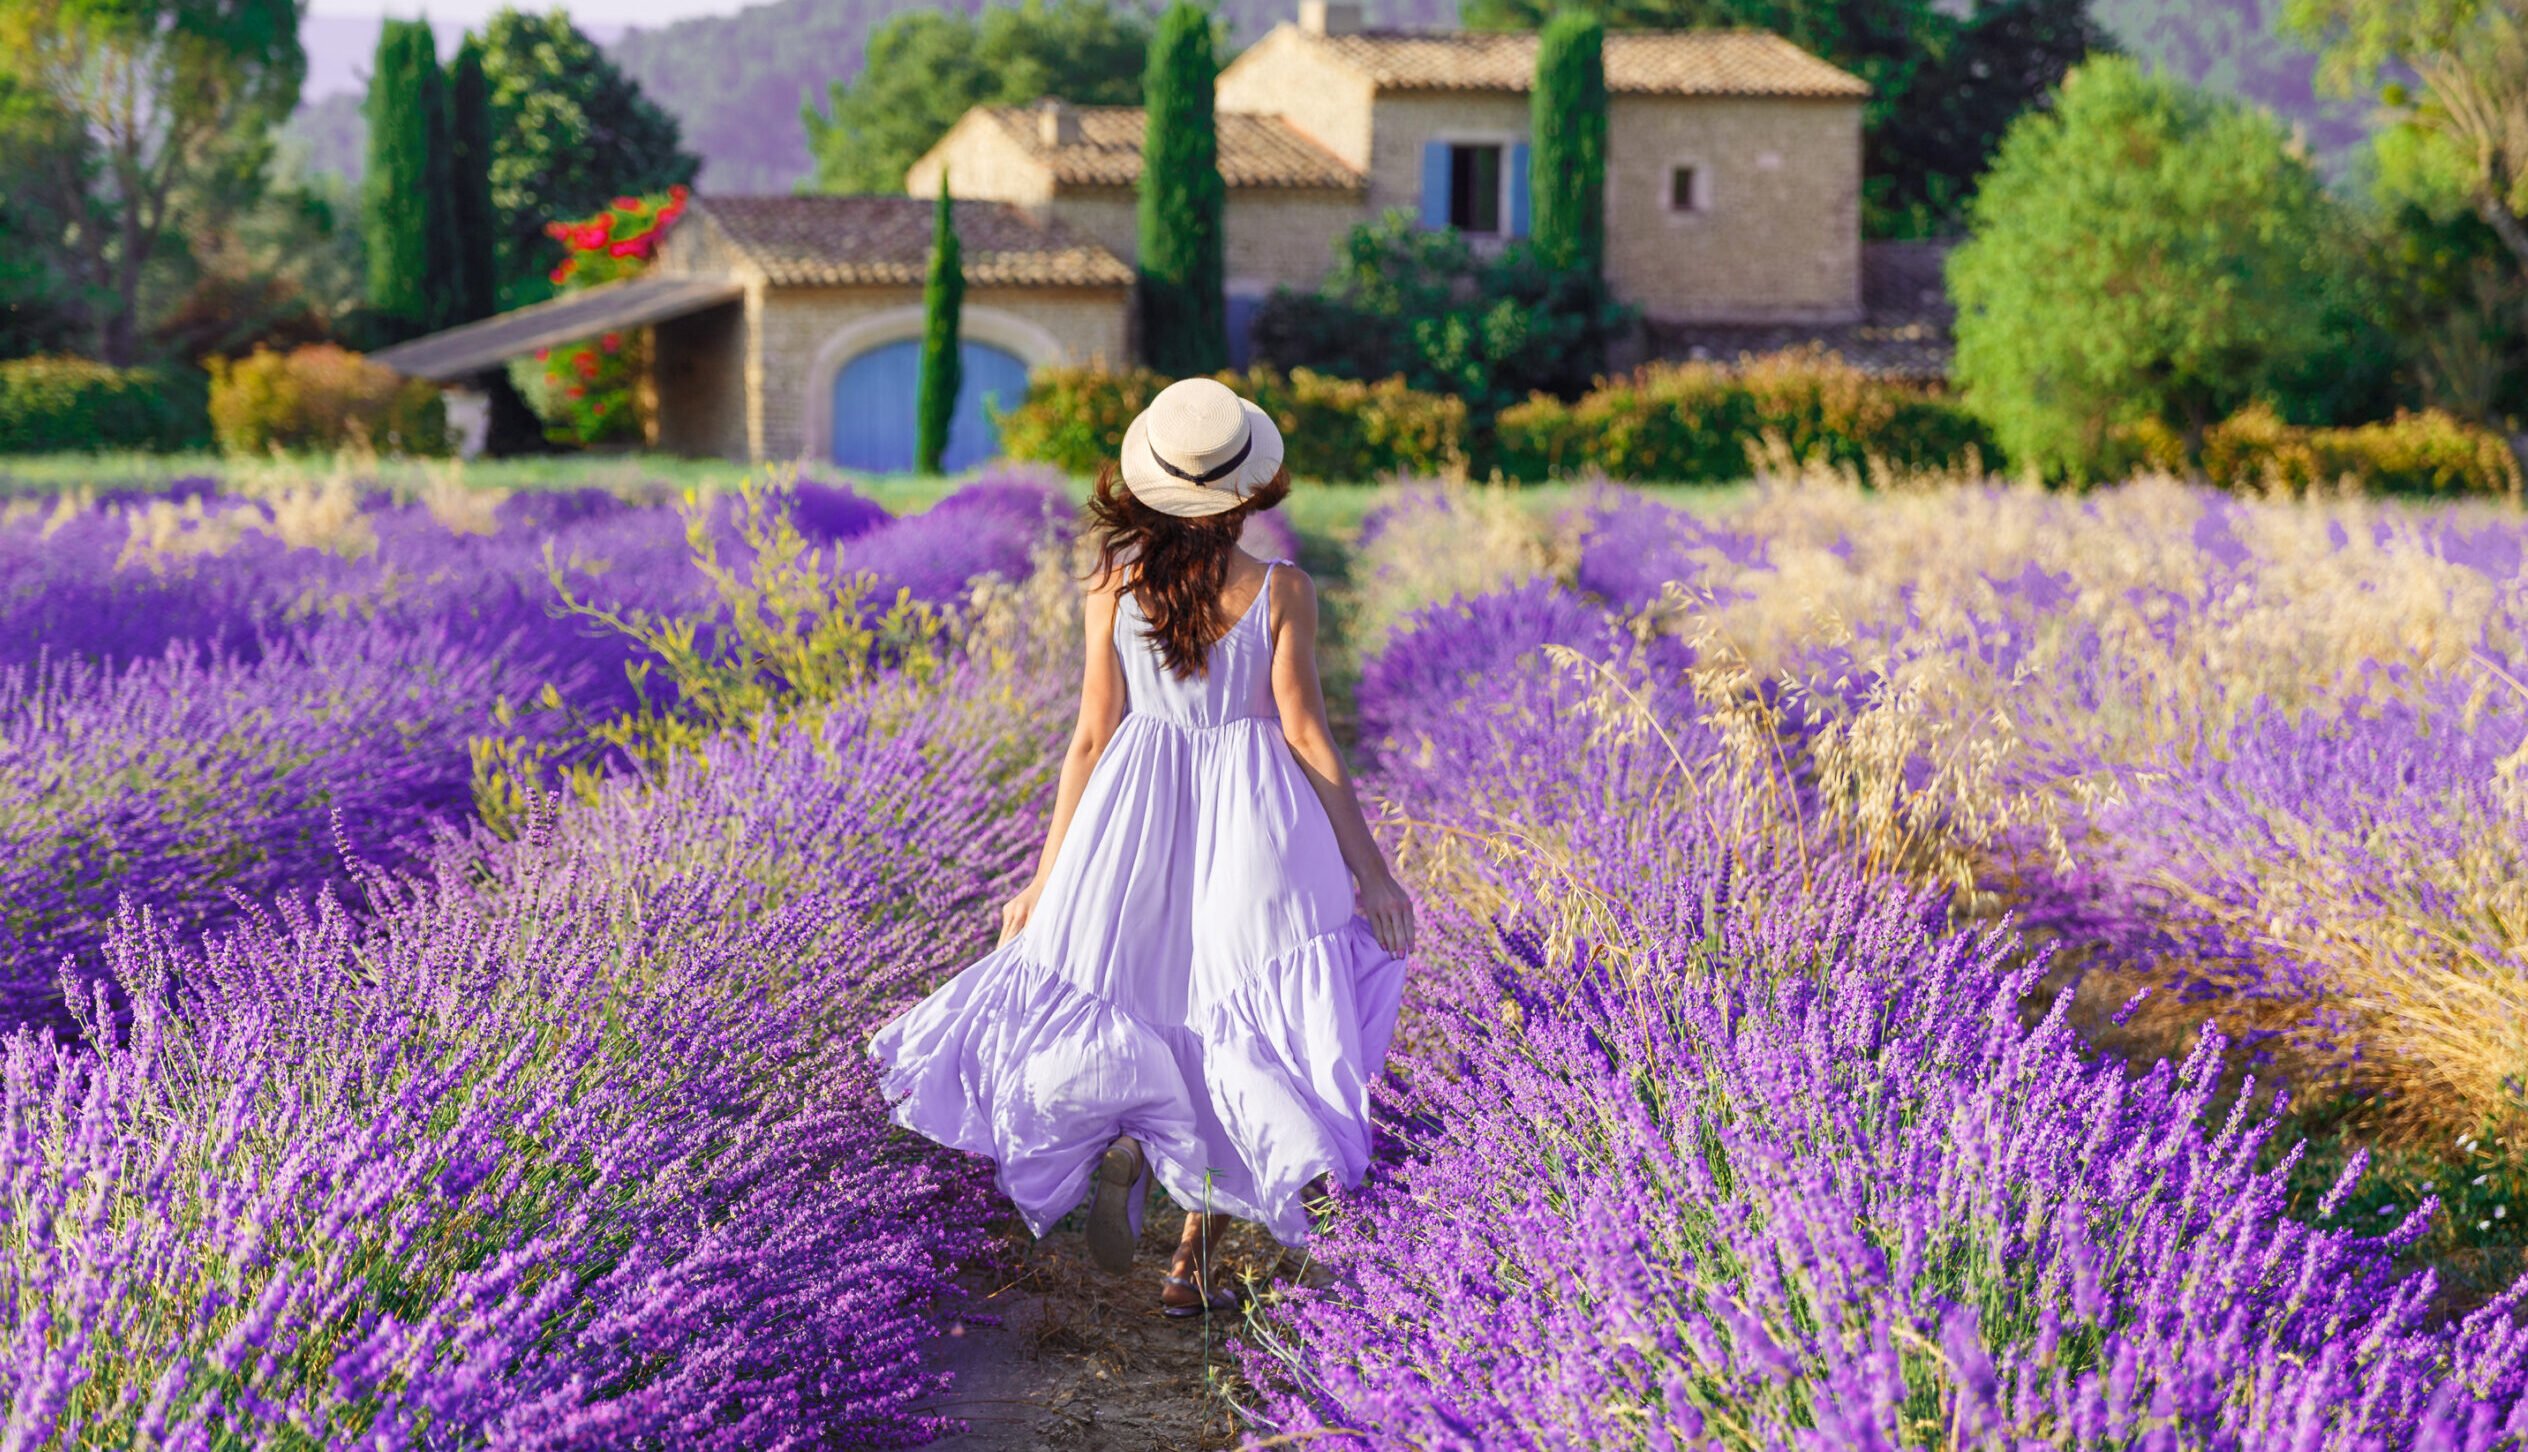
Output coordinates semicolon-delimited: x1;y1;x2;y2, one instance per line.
1047;191;1140;271
1605;95;1862;324
904;115;1053;205
1215;27;1378;171
1357;91;1532;225
1050;187;1363;296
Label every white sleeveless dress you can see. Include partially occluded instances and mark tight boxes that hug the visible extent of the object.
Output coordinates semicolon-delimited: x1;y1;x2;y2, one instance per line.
867;562;1408;1244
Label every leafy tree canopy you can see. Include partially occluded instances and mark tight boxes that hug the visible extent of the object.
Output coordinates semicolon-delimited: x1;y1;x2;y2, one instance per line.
1460;0;2109;238
2287;0;2528;273
477;8;698;310
0;0;305;363
1949;56;2363;478
803;0;1154;196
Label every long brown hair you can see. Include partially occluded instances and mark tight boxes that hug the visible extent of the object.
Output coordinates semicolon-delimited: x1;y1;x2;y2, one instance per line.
1085;458;1292;680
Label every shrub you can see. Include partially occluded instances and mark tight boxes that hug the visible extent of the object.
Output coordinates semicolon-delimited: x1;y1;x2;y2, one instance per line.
1949;57;2361;481
997;363;1467;480
1249;216;1631;441
207;344;449;456
2200;403;2523;498
1497;348;1998;482
0;357;210;453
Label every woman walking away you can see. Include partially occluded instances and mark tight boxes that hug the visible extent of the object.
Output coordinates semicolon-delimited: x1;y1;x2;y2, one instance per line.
869;377;1414;1316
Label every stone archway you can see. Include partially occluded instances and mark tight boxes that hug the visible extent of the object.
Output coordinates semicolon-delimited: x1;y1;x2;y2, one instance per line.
799;303;1068;465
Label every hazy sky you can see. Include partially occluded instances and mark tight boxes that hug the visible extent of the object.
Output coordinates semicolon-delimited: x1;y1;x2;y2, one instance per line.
308;0;750;32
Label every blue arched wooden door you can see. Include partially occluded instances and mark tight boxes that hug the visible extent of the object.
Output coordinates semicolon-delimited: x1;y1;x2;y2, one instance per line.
829;338;1032;473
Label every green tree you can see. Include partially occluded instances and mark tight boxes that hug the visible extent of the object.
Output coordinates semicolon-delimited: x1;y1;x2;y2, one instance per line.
1139;2;1227;376
1462;0;2108;238
0;0;305;363
363;20;456;339
917;177;965;476
1948;57;2352;479
0;72;80;359
477;8;697;309
2288;0;2528;276
2346;121;2528;423
446;35;500;327
803;0;1152;196
1531;11;1608;277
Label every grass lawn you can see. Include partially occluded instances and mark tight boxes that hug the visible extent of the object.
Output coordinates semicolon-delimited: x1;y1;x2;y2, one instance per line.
0;450;1746;523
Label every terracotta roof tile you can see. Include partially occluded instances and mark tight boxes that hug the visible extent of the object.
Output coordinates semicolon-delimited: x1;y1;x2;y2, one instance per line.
1304;28;1867;98
980;104;1364;190
696;195;1132;288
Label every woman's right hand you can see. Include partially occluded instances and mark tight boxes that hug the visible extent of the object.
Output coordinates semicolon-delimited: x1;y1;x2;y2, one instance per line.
1357;871;1415;957
998;878;1046;946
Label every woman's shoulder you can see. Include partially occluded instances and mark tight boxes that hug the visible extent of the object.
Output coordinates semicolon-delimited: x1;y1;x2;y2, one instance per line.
1262;555;1316;616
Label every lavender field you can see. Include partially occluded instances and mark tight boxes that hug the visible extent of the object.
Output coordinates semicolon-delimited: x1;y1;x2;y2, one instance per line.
4;463;2528;1448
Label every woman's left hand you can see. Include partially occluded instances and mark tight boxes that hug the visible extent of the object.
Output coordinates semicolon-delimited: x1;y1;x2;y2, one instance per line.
998;878;1046;946
1357;872;1415;957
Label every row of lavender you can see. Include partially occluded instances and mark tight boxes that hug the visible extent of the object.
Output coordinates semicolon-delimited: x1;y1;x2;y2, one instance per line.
1241;481;2528;1446
0;474;1083;1444
0;475;1065;1026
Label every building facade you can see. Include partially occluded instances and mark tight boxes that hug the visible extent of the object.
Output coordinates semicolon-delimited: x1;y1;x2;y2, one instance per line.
376;6;1870;465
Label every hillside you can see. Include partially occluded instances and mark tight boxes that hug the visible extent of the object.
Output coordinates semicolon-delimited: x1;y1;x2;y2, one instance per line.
607;0;1454;192
282;0;2369;196
2092;0;2371;168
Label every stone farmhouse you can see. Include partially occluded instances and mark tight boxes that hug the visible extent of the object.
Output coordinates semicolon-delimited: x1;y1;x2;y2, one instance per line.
379;3;1895;469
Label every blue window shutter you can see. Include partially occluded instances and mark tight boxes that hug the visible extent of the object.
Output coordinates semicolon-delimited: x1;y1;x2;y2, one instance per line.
1419;141;1451;230
1506;141;1532;237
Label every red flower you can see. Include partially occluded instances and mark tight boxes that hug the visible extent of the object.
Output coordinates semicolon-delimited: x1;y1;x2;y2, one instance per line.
575;353;599;378
566;384;586;399
535;348;551;362
606;239;647;260
550;262;575;285
545;220;571;240
613;195;639;211
591;401;608;416
668;183;690;202
577;222;612;250
601;333;622;353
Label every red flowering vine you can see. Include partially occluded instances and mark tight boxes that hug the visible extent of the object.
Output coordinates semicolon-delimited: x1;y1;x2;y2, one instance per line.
533;185;690;446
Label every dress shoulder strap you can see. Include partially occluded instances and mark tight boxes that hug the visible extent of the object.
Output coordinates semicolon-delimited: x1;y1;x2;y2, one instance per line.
1257;561;1276;638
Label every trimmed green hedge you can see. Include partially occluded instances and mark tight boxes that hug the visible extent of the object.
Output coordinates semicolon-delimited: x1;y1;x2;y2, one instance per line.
1496;350;2001;483
0;357;212;454
997;363;1466;481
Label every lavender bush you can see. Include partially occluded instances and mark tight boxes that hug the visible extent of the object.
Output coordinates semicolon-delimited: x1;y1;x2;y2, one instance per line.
1239;479;2528;1447
0;466;1081;1446
0;472;1073;1027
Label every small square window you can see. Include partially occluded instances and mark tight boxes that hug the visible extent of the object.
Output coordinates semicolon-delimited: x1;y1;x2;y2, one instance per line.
1669;165;1704;213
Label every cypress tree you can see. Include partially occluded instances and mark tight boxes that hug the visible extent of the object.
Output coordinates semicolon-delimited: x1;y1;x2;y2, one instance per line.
446;35;499;326
1137;2;1226;376
1531;10;1607;279
916;174;964;476
363;20;455;339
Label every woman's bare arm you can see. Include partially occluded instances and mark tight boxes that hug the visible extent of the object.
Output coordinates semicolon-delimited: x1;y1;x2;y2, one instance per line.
999;573;1128;944
1267;567;1415;957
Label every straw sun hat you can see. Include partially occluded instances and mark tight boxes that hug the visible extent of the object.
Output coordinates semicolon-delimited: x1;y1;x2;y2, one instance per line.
1119;377;1286;518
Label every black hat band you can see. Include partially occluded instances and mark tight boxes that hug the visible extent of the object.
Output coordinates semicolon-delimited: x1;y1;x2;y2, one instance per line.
1152;425;1253;487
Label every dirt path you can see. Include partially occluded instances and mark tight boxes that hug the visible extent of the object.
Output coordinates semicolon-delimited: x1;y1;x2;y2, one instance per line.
915;1201;1290;1450
909;521;1371;1450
